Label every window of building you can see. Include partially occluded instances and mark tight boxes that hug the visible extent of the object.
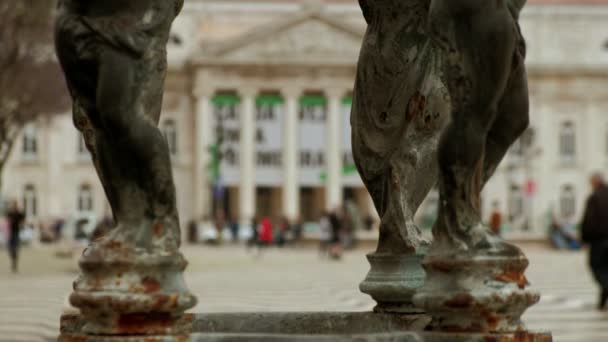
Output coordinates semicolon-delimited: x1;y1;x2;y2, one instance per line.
560;185;576;218
162;119;178;156
78;184;93;212
23;184;37;218
559;121;576;165
300;187;318;222
508;184;523;222
22;124;38;160
299;94;327;121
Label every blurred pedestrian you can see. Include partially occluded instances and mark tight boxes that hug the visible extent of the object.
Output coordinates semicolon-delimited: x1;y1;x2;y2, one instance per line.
247;216;259;250
276;216;289;247
6;200;25;273
341;208;354;250
291;217;303;245
319;211;331;257
489;201;502;236
329;208;343;260
552;215;580;250
229;216;240;243
188;219;198;244
214;210;226;245
581;173;608;310
52;218;65;242
259;217;273;246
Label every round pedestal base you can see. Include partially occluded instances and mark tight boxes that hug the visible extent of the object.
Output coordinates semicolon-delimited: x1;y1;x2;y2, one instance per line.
70;242;197;334
413;248;540;333
360;252;426;314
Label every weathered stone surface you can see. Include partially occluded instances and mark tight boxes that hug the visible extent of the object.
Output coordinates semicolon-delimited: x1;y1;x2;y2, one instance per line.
353;0;450;311
360;252;426;313
54;0;196;335
59;312;551;341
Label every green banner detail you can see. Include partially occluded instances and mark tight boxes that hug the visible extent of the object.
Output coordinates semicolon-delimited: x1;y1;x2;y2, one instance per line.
256;95;284;106
212;95;240;106
208;143;221;183
342;96;353;106
319;164;358;182
299;95;327;107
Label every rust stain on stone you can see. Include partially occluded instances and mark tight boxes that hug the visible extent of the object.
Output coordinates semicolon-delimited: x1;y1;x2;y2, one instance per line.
117;313;173;335
142;277;161;293
153;222;164;237
496;271;529;289
428;260;455;273
485;314;500;331
406;92;426;120
441;323;483;333
106;240;122;249
152;294;170;311
444;293;474;308
169;294;179;308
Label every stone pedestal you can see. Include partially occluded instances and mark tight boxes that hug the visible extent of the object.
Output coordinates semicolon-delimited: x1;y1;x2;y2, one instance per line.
413;245;539;333
59;312;551;341
69;240;197;335
360;252;426;314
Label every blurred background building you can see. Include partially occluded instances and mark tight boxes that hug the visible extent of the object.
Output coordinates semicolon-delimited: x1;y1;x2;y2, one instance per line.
2;0;608;239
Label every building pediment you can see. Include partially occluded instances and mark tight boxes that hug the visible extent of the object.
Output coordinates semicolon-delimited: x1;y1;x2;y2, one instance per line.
196;9;364;66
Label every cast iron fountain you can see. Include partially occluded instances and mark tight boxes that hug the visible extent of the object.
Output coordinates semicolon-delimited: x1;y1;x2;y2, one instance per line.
56;0;551;341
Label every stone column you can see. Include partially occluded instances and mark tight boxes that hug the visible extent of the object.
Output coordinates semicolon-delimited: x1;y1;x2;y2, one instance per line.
283;87;300;222
194;92;214;221
240;88;257;225
326;88;343;211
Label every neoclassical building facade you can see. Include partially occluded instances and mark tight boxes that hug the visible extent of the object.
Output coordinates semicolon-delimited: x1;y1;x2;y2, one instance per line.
3;0;608;239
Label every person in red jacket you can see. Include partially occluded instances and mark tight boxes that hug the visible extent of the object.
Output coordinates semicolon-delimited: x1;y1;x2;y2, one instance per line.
258;217;273;246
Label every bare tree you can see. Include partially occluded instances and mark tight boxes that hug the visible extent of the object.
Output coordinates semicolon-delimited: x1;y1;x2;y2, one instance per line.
0;1;70;189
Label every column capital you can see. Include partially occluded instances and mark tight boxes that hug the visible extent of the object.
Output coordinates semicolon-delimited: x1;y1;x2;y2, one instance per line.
281;86;303;99
240;87;259;98
325;86;350;99
193;85;215;98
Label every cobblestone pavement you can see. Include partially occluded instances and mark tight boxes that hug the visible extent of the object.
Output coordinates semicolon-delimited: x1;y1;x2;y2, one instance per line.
0;244;606;341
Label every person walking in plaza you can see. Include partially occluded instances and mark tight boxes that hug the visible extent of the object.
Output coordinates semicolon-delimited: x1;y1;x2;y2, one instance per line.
247;216;259;251
318;211;332;257
489;201;502;236
6;200;25;273
258;217;274;246
276;216;290;247
581;173;608;310
328;208;343;260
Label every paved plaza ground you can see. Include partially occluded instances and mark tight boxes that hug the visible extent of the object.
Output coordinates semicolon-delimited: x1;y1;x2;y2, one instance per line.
0;243;606;341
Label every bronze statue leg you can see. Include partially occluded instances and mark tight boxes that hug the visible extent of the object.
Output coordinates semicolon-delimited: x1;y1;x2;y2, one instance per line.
432;0;517;247
415;3;541;332
95;48;179;248
482;58;529;187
